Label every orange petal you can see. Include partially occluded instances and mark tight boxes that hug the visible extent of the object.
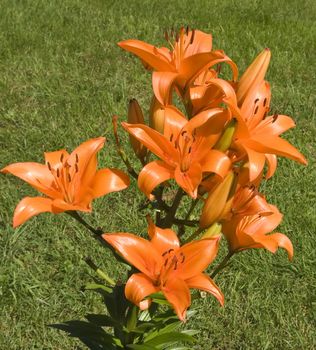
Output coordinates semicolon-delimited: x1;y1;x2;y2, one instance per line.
68;137;105;188
177;237;220;280
91;168;130;198
163;106;187;140
184;30;213;57
237;48;271;105
44;150;69;170
1;162;57;198
174;162;202;198
122;123;178;164
118;40;173;71
51;198;92;213
254;115;295;137
147;219;180;254
201;150;231;177
102;233;163;279
138;161;173;200
125;273;159;310
162;277;191;321
152;71;178;105
13;197;53;227
182;51;238;88
265;154;277;179
186;273;224;306
245;205;282;236
250;232;293;260
249;136;307;165
244;146;266;182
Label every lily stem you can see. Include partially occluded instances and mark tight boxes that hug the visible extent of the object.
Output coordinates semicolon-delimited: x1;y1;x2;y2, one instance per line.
183;227;203;243
67;211;103;238
210;251;234;279
161;188;184;228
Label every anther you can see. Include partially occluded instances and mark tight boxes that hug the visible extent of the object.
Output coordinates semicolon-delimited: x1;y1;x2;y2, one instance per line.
60;154;64;162
273;114;278;122
56;168;60;177
162;250;168;257
164;258;169;267
263;98;267;107
190;29;195;44
174;261;178;270
68;174;71;182
254;106;259;115
168;248;174;253
254;98;259;104
186;25;189;35
181;130;187;136
170;133;174;142
188;146;192;154
47;162;52;171
76;154;79;163
75;164;79;173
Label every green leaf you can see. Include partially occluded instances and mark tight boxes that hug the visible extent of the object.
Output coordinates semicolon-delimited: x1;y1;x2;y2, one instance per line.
84;283;112;294
127;344;157;350
143;322;181;342
85;314;123;329
144;332;196;348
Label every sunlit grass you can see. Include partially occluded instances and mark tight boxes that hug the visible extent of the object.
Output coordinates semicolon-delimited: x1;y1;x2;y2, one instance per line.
0;0;315;348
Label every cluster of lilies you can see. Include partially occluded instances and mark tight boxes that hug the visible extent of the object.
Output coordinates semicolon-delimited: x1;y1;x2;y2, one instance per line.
2;28;307;322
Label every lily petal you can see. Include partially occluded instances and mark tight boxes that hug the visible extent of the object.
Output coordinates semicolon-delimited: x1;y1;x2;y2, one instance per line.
1;162;57;198
125;273;159;310
249;136;307;165
147;219;180;255
163;106;187;140
102;233;162;279
122;123;178;164
44;150;69;169
186;273;224;306
118;40;173;71
201;150;231;178
91;168;130;198
265;154;277;179
13;197;53;227
152;71;178;105
138;161;173;200
162;277;191;321
174;162;202;198
243;146;266;182
177;237;220;280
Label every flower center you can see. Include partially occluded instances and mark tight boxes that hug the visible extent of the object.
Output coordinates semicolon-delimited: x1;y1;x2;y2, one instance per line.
158;249;186;286
46;153;80;203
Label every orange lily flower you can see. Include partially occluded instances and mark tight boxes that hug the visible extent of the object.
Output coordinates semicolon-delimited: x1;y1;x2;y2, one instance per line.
102;221;223;321
232;80;307;181
122;106;231;198
1;137;130;227
119;28;237;105
222;201;293;260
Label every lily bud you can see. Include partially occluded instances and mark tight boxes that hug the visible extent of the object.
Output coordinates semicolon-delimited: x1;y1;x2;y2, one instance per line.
200;171;235;229
128;99;148;163
214;119;237;152
149;95;165;134
237;48;271;105
201;222;222;239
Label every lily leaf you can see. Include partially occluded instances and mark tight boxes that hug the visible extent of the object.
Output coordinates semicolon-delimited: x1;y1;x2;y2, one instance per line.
144;332;196;348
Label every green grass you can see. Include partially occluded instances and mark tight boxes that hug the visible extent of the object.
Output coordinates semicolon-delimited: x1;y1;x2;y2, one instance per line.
0;0;315;348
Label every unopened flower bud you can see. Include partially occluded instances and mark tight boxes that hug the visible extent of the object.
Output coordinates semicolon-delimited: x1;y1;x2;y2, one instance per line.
128;99;148;163
200;171;235;229
149;95;165;134
201;222;222;239
214;119;237;152
237;48;271;105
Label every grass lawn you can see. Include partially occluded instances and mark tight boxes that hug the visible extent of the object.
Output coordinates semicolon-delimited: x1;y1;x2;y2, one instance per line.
0;0;315;348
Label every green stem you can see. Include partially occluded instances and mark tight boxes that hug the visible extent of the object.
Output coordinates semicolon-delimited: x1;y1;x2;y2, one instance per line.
84;257;116;286
210;251;234;279
184;198;199;221
183;227;203;244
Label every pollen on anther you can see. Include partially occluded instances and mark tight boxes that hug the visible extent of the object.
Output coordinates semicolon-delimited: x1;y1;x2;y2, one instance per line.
75;164;79;173
60;154;64;162
56;168;60;177
47;162;52;171
68;174;71;182
190;29;195;44
75;154;79;163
